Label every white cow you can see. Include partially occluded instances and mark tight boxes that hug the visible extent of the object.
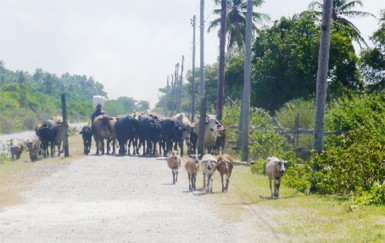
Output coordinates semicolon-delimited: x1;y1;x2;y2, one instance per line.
193;115;220;154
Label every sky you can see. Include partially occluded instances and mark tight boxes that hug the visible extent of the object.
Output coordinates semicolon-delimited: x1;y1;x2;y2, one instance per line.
0;0;384;108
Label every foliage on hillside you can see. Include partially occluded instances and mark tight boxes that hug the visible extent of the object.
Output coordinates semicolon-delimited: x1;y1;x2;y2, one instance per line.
0;62;149;132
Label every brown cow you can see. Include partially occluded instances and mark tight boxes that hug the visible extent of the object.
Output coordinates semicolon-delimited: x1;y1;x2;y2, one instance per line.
216;154;234;192
185;155;200;191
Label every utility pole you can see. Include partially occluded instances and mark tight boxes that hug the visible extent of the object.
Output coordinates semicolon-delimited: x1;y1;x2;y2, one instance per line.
61;93;69;157
191;15;196;122
241;0;252;161
179;55;184;113
197;0;206;158
217;0;227;122
313;0;333;153
175;63;180;113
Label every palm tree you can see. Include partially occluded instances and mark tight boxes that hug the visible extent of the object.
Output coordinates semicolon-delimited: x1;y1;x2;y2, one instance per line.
313;0;333;153
308;0;375;47
208;0;270;50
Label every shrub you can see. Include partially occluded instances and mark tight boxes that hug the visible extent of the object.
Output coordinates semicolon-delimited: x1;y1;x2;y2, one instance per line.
310;127;385;203
248;128;287;160
250;158;266;174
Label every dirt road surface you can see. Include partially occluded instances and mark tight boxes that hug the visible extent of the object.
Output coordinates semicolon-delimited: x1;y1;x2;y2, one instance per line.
0;155;284;242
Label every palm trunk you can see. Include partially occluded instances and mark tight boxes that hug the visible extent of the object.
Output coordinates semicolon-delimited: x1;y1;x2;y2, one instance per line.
313;0;333;153
241;0;252;161
216;0;227;121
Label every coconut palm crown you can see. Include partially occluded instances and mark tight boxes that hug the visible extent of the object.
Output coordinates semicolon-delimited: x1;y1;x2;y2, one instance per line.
308;0;376;48
208;0;270;50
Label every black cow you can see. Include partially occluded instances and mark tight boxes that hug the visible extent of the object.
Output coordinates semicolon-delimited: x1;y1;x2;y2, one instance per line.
115;115;138;155
79;125;92;155
38;119;59;158
137;115;161;156
160;118;184;156
92;115;116;155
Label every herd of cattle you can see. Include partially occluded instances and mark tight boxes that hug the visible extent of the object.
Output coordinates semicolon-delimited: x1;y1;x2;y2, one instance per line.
80;112;226;158
7;112;288;198
7;112;226;162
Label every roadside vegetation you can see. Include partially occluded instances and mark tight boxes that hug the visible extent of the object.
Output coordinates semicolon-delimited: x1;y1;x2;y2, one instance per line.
0;63;150;133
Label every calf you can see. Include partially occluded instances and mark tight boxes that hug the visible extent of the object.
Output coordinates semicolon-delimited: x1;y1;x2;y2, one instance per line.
185;155;200;191
79;125;92;155
10;139;24;160
166;151;182;184
201;154;217;193
216;154;234;192
266;156;287;199
25;136;40;162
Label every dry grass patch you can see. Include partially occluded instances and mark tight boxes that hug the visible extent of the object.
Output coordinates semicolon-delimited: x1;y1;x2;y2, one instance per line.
0;135;85;212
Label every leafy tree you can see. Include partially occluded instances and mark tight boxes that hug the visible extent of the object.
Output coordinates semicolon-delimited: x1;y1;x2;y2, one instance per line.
208;0;270;50
104;97;137;115
360;10;385;91
308;0;375;48
224;52;244;100
251;13;361;114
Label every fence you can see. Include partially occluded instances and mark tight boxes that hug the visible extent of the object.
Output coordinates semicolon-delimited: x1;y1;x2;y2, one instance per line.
228;114;347;159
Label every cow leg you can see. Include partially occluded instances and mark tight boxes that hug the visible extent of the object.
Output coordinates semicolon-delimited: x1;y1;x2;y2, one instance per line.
106;139;110;155
208;174;213;193
225;175;230;192
192;173;196;191
269;179;274;198
188;174;192;191
172;170;176;185
220;174;224;192
202;173;206;191
275;178;281;198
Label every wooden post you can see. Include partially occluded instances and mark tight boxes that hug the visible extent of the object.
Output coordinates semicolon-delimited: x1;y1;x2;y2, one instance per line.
295;113;300;146
61;93;69;157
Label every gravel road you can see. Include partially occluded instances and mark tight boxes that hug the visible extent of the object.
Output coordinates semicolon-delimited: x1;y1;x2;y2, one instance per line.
0;155;243;243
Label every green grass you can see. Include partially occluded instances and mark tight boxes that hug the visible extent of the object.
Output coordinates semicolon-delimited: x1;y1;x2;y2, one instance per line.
206;165;385;242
